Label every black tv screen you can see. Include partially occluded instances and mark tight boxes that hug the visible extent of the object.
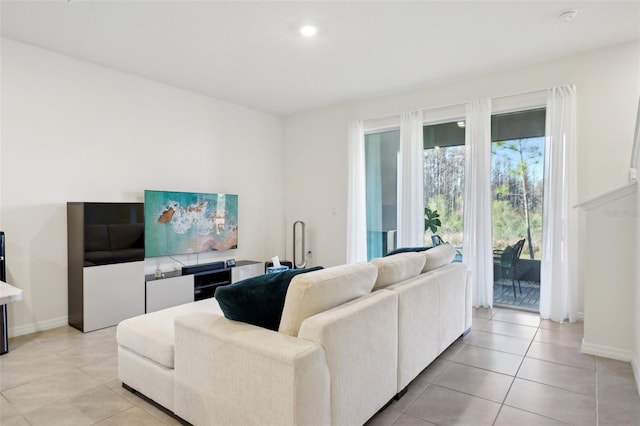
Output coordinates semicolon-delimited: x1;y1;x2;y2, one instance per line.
83;203;144;266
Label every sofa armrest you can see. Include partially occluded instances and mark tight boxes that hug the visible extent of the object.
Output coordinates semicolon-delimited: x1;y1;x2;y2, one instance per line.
298;290;398;426
173;313;330;426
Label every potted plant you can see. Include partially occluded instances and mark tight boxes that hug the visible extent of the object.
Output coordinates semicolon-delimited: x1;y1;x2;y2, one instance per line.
424;207;441;234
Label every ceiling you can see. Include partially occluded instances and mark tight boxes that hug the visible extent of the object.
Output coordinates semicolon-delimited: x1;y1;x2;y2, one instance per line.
1;1;639;116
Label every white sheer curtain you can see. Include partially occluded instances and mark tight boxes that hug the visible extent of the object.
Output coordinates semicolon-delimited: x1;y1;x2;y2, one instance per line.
397;111;425;247
540;85;578;322
346;120;368;263
463;99;494;307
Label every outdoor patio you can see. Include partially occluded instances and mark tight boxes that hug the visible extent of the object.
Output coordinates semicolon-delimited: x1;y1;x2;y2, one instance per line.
493;278;540;311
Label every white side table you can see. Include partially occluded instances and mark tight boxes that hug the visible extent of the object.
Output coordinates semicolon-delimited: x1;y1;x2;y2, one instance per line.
1;281;23;355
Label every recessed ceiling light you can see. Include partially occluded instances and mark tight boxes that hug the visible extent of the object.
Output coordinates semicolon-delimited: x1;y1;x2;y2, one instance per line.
300;25;318;37
558;9;578;22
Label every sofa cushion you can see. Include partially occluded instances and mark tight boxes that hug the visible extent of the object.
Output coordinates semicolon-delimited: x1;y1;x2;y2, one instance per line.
116;298;223;369
278;263;377;337
422;244;456;272
370;252;426;290
214;267;323;330
384;246;430;256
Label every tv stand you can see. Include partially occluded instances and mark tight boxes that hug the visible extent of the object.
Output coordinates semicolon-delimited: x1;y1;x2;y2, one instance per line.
182;261;225;275
144;260;261;312
193;267;231;301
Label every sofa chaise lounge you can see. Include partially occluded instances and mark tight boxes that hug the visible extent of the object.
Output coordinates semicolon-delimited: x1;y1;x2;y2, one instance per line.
116;245;470;425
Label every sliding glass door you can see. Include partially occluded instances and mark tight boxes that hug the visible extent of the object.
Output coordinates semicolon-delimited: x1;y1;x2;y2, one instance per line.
491;109;545;310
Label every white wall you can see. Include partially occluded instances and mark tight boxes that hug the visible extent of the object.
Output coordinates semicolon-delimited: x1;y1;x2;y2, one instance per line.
579;187;637;361
283;41;640;319
0;39;286;335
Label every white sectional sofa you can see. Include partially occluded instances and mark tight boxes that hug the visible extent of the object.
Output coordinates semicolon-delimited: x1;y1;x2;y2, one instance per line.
116;245;470;426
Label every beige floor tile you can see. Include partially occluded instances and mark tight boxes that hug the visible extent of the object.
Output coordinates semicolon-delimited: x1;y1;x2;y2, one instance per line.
137;399;184;426
79;355;119;383
596;358;640;425
494;405;567;426
470;317;488;330
391;377;431;413
415;358;449;383
31;332;88;354
539;319;583;334
67;385;133;423
364;406;403;426
57;340;118;367
23;400;95;426
30;326;81;341
453;344;523;376
405;384;501;426
2;367;101;413
0;415;31;426
0;393;22;422
106;381;182;426
526;341;595;371
598;399;640;426
597;357;636;379
391;412;438;426
491;309;540;327
505;378;596;425
432;362;514;402
472;307;499;319
0;353;75;391
463;329;532;355
517;357;596;396
437;338;465;360
94;406;168;425
534;328;582;349
481;319;538;340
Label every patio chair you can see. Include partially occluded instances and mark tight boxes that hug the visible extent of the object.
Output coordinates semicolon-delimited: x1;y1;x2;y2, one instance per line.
493;239;526;299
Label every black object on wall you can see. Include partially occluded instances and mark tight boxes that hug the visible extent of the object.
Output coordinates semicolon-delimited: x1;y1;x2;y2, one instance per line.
0;231;5;281
1;231;8;354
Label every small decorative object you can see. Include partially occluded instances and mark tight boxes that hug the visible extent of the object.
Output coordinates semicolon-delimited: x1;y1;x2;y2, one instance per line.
154;258;162;278
266;265;289;274
226;259;236;267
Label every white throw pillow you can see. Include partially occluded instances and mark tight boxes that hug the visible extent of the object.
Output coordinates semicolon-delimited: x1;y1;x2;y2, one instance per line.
370;252;426;290
422;244;456;272
278;263;378;337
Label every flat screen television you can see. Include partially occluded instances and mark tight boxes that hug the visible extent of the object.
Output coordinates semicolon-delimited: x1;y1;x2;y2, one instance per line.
144;190;238;258
82;202;145;266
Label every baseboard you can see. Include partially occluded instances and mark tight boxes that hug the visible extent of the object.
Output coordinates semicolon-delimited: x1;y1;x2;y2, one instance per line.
632;355;640;397
581;338;634;362
9;316;69;337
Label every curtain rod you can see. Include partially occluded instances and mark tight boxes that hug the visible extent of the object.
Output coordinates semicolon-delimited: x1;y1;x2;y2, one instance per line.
361;87;549;125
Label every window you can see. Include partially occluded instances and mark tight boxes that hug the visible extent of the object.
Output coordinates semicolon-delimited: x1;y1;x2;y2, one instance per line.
365;130;399;260
491;109;545;260
423;121;465;248
364;120;466;260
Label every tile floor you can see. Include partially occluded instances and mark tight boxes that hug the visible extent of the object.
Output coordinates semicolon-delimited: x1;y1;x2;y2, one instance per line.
1;307;638;425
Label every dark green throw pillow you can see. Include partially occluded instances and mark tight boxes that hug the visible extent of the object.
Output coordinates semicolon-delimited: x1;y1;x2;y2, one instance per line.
214;266;323;330
384;246;431;257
